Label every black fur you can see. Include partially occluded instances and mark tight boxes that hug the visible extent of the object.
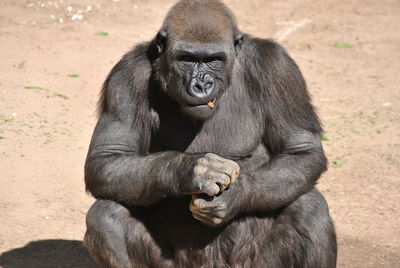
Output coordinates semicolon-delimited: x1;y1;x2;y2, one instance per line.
84;0;337;267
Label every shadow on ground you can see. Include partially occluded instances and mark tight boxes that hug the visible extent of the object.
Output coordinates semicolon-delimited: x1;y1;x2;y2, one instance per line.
2;237;400;267
0;240;98;268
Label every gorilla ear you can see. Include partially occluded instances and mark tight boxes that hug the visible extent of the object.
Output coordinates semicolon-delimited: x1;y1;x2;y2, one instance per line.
234;33;243;55
156;30;167;54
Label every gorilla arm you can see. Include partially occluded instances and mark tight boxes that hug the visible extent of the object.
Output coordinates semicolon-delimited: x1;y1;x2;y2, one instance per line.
239;130;326;210
84;47;185;206
85;112;190;206
239;39;328;211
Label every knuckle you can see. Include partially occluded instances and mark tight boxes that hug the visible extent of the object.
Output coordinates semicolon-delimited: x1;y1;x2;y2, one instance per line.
229;161;240;170
212;218;223;225
213;176;230;188
189;204;196;213
189;200;197;209
216;211;226;218
196;158;208;165
194;165;207;176
222;175;230;184
206;182;219;192
203;188;214;197
193;198;201;207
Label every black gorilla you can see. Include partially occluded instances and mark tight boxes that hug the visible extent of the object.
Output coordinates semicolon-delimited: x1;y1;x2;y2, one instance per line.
84;0;337;267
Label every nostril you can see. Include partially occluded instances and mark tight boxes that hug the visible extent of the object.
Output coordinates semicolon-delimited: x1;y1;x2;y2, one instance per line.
188;74;215;98
203;75;214;91
195;83;203;92
204;81;214;91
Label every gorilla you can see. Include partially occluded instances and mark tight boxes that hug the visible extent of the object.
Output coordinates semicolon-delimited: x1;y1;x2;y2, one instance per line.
84;0;337;267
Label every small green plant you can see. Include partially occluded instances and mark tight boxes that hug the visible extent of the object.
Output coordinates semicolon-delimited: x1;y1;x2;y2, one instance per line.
68;74;79;78
18;61;26;69
320;133;330;141
55;93;69;99
334;43;353;48
24;86;48;90
0;114;14;123
333;159;346;167
96;31;108;36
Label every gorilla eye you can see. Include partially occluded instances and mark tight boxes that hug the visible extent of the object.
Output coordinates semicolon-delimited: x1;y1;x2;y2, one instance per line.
177;55;198;62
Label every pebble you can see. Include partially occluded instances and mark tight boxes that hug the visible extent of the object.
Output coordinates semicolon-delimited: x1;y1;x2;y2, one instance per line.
71;14;83;20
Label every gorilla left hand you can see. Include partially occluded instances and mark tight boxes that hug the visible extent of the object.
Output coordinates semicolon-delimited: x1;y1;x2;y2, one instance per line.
189;181;243;227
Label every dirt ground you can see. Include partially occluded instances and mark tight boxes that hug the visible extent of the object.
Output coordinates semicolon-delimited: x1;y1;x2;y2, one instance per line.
0;0;399;267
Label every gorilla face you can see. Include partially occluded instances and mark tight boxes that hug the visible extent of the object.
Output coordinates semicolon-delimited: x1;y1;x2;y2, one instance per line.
169;42;232;120
156;31;241;121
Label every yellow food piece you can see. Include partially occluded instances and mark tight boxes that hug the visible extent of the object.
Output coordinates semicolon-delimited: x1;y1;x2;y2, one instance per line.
208;102;215;108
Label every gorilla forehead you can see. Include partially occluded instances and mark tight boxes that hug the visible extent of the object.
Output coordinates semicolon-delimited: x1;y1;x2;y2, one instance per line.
162;0;238;43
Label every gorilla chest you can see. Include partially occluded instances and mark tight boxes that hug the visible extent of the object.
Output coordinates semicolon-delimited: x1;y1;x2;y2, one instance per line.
188;117;262;157
153;108;263;158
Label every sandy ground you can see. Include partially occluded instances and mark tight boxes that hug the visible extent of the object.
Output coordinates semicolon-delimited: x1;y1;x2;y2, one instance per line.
0;0;399;267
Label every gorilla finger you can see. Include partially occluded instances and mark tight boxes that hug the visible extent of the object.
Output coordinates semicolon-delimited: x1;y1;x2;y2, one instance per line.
209;161;240;184
189;200;198;213
207;171;230;188
193;164;208;177
196;201;227;211
195;209;226;219
192;213;223;226
202;182;221;196
229;164;240;184
189;198;214;212
196;205;226;215
191;180;218;196
192;212;223;224
190;197;215;210
193;215;213;226
191;196;227;210
199;205;227;213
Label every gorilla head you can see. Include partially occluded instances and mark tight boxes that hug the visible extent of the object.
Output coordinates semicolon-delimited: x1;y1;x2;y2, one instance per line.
154;0;243;120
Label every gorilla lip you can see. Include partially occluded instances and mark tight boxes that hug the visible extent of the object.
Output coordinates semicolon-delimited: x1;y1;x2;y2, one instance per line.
187;98;216;109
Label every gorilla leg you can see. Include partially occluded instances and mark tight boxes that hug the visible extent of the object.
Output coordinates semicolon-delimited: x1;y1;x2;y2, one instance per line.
265;189;337;268
84;193;336;268
84;200;172;268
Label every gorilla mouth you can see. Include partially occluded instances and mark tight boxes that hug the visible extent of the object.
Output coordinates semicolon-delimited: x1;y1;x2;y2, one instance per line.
188;98;216;108
182;98;216;120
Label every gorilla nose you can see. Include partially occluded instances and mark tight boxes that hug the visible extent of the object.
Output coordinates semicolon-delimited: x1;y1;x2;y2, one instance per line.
188;74;215;99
